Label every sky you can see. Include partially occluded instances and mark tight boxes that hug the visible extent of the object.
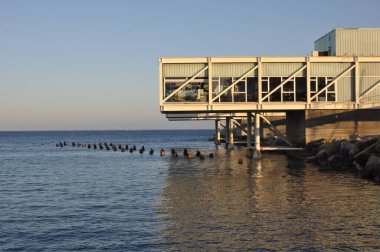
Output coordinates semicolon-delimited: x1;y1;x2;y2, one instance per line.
1;0;379;131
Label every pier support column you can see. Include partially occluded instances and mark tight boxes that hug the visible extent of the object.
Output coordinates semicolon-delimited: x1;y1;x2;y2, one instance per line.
246;112;254;158
215;119;221;145
225;117;230;148
286;110;306;146
225;117;234;148
229;117;234;146
247;113;252;148
254;113;261;158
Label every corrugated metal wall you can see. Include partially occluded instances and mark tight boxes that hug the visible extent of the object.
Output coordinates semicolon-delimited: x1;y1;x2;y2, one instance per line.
262;63;306;77
359;62;380;101
163;63;207;77
336;29;380;56
213;63;257;77
336;77;354;102
314;30;336;55
310;63;354;76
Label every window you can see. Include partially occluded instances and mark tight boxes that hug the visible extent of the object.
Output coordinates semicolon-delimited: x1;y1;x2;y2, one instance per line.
310;77;336;102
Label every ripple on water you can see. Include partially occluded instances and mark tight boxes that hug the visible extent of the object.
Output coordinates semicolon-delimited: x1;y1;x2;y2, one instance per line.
0;131;379;251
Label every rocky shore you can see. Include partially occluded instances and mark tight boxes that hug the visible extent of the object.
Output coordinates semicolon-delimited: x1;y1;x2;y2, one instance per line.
305;133;380;183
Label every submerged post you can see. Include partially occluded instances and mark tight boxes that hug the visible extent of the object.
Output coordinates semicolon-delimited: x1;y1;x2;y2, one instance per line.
215;119;221;145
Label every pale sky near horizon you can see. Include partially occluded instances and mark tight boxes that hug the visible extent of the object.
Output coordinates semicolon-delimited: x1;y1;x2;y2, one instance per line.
1;0;379;131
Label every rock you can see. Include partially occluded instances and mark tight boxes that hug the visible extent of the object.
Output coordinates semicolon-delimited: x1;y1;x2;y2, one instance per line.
348;145;359;159
354;140;379;165
352;161;364;173
319;141;340;157
315;149;329;165
327;154;345;169
340;140;356;158
362;154;380;180
305;155;316;163
238;159;243;164
374;141;380;154
306;139;326;155
355;138;378;152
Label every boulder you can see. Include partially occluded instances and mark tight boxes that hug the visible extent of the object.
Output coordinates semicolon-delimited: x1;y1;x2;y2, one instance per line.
354;140;379;165
374;141;380;154
315;149;329;166
362;154;380;181
340;140;356;158
306;139;326;155
355;138;378;152
319;141;340;156
352;161;364;173
327;154;345;169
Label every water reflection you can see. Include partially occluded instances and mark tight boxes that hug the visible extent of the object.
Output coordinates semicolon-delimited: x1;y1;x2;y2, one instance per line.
158;149;380;250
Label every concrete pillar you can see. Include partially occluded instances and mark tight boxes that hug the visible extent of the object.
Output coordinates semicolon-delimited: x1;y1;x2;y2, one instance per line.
225;117;230;148
254;113;260;151
286;110;306;146
215;119;221;145
229;117;234;145
247;112;252;148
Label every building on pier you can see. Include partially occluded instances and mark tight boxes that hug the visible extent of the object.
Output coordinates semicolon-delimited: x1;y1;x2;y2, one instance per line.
159;28;380;151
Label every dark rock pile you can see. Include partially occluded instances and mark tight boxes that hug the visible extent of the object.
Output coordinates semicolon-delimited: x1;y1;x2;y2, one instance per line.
305;133;380;183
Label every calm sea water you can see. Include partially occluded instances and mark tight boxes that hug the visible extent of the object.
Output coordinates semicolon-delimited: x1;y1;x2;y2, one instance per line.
0;130;379;251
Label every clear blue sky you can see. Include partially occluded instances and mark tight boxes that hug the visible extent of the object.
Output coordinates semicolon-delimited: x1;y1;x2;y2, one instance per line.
1;0;379;130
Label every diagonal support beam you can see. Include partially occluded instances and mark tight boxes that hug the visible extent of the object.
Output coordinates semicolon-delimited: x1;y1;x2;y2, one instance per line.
231;118;247;134
258;113;292;146
163;65;209;102
212;65;258;101
310;64;355;101
359;80;380;100
262;65;306;101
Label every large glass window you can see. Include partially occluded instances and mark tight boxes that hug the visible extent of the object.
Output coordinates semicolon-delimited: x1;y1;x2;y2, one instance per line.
212;77;258;103
310;77;336;102
164;77;209;102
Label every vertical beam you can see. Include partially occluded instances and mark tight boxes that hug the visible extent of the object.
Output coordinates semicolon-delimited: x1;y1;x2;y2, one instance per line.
247;112;252;148
208;57;213;106
355;57;360;106
306;57;311;107
254;113;260;151
229;117;234;145
215;119;221;145
258;57;262;106
159;58;163;106
225;117;230;146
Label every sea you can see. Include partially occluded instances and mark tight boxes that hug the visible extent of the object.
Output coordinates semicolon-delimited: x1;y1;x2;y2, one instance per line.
0;130;379;251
